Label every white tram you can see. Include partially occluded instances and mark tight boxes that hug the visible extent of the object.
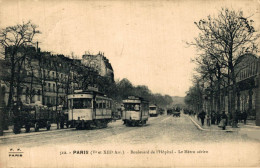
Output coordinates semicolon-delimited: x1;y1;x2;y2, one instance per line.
149;104;159;117
68;90;112;130
122;96;149;126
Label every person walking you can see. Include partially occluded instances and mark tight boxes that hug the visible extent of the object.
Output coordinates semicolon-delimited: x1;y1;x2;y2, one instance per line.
60;113;65;129
216;112;221;125
0;99;5;136
197;113;200;121
56;112;60;129
120;104;126;125
13;100;23;134
228;112;233;126
206;114;211;126
220;111;228;130
242;111;248;125
211;111;216;125
237;111;242;123
199;110;206;126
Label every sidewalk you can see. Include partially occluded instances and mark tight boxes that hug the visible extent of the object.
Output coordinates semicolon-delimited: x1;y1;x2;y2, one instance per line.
188;115;260;141
0;123;73;139
188;115;235;132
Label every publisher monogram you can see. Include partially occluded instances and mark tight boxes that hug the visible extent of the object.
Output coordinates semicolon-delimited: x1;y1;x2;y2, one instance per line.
9;148;23;158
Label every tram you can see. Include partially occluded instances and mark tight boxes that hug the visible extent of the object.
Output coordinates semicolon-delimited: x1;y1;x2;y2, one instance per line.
149;104;159;117
122;96;149;126
68;89;112;130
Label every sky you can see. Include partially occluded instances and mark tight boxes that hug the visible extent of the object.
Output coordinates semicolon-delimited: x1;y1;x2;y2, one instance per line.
0;0;259;97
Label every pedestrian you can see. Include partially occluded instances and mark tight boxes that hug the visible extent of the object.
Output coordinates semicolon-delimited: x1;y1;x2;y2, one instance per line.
228;112;233;126
0;99;6;136
216;112;221;125
219;111;228;130
56;112;60;129
242;111;247;125
211;111;216;125
237;111;242;123
13;100;22;134
197;113;200;121
60;113;65;129
121;104;126;125
192;110;195;116
199;110;206;126
206;114;211;126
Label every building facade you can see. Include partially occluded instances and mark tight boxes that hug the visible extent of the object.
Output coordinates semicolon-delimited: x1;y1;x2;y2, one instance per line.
81;52;114;81
203;54;260;125
0;46;109;111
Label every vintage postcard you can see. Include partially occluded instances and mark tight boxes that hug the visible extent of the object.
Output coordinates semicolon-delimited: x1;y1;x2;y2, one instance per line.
0;0;259;167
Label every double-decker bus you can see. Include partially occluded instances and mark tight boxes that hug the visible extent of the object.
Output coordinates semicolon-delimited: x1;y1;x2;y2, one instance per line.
122;96;149;126
149;104;159;117
68;90;112;130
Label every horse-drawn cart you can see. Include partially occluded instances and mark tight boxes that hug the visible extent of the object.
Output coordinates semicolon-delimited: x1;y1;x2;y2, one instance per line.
172;111;180;117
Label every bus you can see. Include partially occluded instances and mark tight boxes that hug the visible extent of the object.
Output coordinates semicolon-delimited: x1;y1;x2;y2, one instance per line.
68;90;112;130
122;96;149;126
149;104;159;117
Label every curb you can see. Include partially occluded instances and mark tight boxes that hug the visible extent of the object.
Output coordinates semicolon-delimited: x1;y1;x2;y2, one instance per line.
189;116;208;131
188;116;236;132
243;125;260;129
0;128;74;140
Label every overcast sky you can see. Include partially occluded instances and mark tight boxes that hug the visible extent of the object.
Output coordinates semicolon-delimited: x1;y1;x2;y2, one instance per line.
0;0;259;97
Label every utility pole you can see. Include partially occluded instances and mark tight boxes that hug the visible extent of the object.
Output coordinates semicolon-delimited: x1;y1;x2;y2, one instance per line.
256;57;260;126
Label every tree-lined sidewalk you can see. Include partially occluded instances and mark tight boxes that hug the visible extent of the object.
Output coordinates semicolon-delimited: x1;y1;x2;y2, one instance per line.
186;8;260;127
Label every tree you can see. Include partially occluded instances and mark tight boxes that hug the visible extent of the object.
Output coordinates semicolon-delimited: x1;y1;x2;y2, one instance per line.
185;76;205;114
112;78;173;108
193;51;227;116
0;21;40;109
194;54;215;113
133;85;151;100
116;78;134;99
192;8;259;127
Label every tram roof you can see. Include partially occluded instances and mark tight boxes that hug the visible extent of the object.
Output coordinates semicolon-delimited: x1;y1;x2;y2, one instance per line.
123;96;149;103
72;90;104;95
68;90;111;99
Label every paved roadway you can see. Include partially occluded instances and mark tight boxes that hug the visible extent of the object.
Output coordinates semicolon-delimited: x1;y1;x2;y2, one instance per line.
0;114;256;147
1;114;259;168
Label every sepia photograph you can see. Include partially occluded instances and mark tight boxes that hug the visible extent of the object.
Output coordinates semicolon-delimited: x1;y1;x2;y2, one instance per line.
0;0;259;167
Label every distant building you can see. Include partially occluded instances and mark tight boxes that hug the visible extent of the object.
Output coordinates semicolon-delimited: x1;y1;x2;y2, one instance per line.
81;52;114;81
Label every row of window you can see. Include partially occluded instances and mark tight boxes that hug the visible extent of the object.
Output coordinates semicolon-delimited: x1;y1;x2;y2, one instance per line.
123;103;149;111
20;84;74;95
25;94;41;104
43;70;67;80
212;91;255;113
238;62;258;81
42;59;68;71
25;69;69;81
68;98;112;109
44;82;71;93
44;96;64;106
96;99;112;109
